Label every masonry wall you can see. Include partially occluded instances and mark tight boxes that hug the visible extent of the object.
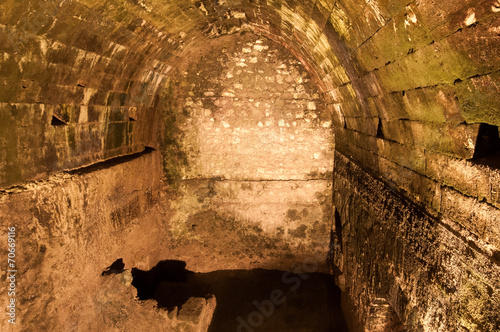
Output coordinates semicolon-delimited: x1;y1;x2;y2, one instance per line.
0;150;170;331
162;33;335;268
331;152;500;331
0;0;173;188
0;0;498;330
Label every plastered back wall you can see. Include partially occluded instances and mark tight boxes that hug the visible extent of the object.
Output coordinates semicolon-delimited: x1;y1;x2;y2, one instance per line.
173;37;333;181
163;33;335;265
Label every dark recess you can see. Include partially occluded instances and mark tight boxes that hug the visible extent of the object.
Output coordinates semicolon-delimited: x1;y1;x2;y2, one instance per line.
102;258;125;276
473;123;500;158
335;209;343;251
66;146;156;175
132;260;349;331
471;123;500;168
376;119;384;139
51;115;67;126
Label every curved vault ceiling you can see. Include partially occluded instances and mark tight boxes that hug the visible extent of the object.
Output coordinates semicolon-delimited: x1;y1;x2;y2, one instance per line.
0;0;499;187
0;1;499;331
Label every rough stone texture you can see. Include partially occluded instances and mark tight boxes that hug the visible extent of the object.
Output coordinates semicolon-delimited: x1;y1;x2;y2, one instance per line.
331;152;500;332
91;272;216;332
162;33;334;266
0;0;498;193
365;298;406;332
0;0;498;330
0;150;170;331
176;296;217;332
0;0;167;188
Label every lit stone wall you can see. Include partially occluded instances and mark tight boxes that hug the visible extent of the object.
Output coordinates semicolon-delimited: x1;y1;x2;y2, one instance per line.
163;33;335;265
331;152;500;332
0;150;170;331
0;0;171;188
0;0;498;330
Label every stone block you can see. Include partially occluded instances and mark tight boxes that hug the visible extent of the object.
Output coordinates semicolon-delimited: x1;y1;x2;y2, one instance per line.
326;3;351;40
379;119;414;145
404;85;463;123
357;3;433;72
418;0;496;41
441;186;500;249
177;296;217;331
365;92;407;120
347;0;392;49
413;121;480;158
425;150;492;202
344;116;380;136
455;71;500;126
448;17;500;75
329;65;351;86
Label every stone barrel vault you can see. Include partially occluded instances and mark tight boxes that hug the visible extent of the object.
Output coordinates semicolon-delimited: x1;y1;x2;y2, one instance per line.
0;0;499;331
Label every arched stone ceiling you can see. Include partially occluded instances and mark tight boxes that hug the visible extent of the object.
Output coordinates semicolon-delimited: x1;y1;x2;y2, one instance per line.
0;2;499;331
70;0;500;126
0;0;499;189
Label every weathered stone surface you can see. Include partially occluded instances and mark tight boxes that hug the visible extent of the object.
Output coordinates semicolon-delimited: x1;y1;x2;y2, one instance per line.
365;298;406;332
161;33;334;265
0;150;167;331
92;273;175;332
177;296;216;329
441;186;500;249
92;272;216;332
0;0;498;331
0;0;169;188
425;150;495;203
331;152;500;332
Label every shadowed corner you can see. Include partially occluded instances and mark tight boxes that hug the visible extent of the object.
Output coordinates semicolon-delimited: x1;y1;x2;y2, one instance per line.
130;259;349;332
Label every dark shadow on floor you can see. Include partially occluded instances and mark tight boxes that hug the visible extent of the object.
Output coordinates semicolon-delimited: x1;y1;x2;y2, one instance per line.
132;260;349;332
